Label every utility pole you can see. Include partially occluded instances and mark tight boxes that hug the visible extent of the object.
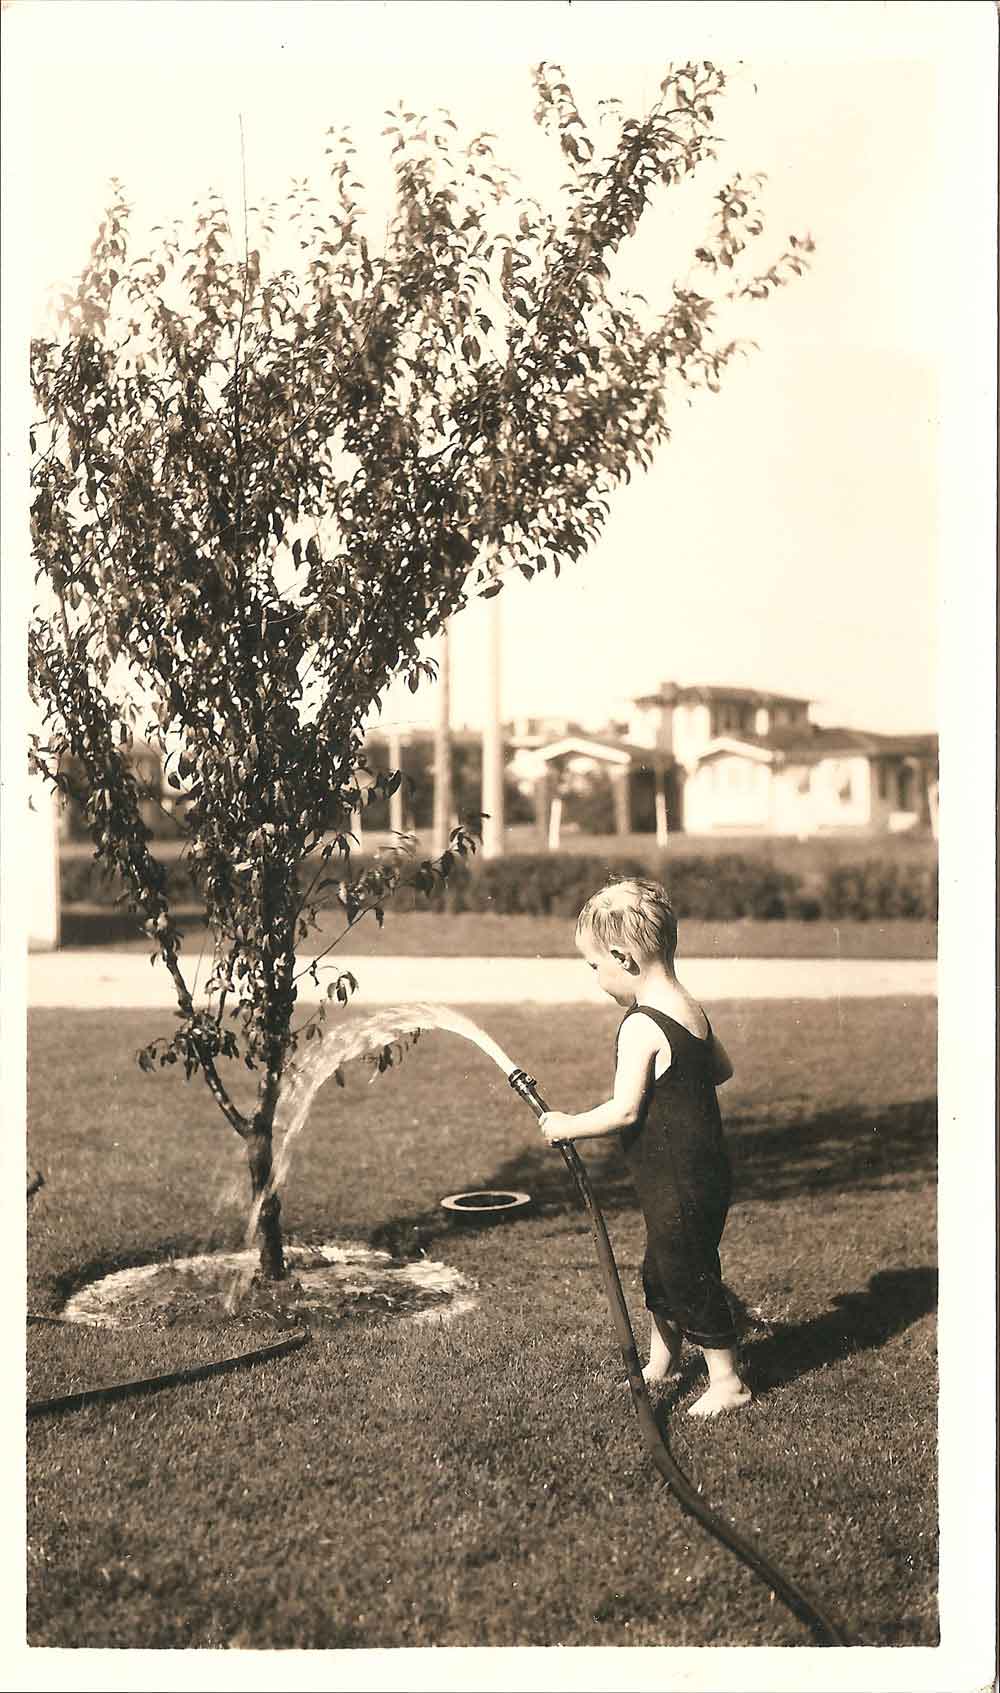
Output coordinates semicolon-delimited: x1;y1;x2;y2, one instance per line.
432;622;452;856
481;593;504;858
388;727;404;835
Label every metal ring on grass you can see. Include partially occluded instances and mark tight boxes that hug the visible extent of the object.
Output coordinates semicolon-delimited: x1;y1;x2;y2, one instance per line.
440;1189;533;1224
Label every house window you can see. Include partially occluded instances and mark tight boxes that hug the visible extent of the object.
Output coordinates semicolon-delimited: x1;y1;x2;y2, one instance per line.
898;765;912;809
877;762;888;800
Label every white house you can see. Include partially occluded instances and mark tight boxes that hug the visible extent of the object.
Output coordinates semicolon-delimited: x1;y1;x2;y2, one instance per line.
520;682;938;840
632;682;937;837
682;722;938;836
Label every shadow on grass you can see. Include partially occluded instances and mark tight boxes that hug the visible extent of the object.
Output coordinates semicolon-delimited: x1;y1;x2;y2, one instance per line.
369;1096;936;1259
726;1097;937;1202
485;1095;935;1216
657;1266;938;1409
747;1265;938;1394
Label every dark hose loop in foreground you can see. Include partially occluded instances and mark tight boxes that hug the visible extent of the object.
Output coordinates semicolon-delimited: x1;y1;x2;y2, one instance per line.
26;1326;310;1421
507;1067;850;1649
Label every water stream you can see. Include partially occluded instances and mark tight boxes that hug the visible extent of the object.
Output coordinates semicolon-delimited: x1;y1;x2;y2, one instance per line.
230;1003;522;1306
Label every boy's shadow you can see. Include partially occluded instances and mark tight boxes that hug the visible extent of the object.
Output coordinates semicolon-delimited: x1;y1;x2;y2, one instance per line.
708;1266;937;1401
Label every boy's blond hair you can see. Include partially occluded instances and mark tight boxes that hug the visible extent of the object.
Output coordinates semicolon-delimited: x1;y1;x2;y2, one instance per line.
576;877;678;964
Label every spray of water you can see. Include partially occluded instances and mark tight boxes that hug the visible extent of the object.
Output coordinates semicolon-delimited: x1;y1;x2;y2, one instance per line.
228;1004;521;1307
272;1003;518;1191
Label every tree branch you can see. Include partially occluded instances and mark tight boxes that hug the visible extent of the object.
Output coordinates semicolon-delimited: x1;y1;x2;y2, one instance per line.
159;945;250;1136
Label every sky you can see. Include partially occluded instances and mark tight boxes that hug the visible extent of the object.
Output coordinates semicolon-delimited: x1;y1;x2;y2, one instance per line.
10;0;977;740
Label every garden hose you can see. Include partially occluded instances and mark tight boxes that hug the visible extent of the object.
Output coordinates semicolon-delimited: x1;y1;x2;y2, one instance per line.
26;1179;310;1420
26;1323;310;1421
507;1067;850;1648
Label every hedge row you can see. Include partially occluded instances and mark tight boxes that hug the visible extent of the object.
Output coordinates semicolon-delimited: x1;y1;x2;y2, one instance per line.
403;852;938;922
60;848;938;922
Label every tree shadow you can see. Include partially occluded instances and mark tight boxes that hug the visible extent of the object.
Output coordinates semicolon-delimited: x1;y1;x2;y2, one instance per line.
478;1095;936;1217
726;1098;937;1203
369;1132;639;1256
370;1096;936;1258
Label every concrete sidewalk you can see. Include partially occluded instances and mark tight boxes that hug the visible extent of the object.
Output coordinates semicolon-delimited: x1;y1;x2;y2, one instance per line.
28;950;937;1009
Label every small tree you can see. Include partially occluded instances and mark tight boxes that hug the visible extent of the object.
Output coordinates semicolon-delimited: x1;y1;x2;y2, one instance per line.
29;63;810;1278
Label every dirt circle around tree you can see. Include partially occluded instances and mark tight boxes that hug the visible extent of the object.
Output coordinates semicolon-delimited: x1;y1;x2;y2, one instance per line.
60;1241;478;1330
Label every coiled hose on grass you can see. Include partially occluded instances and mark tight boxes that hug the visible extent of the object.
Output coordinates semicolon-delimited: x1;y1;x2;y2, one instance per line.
26;1318;310;1420
507;1068;849;1648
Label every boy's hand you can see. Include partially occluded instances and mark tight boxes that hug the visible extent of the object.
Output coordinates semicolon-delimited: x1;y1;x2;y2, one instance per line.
539;1111;575;1145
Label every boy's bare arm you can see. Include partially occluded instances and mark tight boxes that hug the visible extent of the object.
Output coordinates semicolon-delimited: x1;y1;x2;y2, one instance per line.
540;1017;661;1143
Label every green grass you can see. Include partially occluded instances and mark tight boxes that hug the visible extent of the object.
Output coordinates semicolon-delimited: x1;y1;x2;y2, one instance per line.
59;905;937;961
27;1000;938;1649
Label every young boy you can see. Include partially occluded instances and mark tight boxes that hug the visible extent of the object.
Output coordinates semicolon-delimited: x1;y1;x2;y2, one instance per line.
539;877;751;1418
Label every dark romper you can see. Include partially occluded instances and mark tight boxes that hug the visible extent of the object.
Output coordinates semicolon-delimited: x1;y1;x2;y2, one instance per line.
618;1005;737;1349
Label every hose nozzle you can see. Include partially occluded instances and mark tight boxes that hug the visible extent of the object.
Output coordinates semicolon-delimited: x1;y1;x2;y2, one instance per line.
508;1068;550;1119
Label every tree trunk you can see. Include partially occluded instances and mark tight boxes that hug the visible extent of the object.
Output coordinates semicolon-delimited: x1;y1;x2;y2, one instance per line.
250;868;295;1281
246;1123;285;1280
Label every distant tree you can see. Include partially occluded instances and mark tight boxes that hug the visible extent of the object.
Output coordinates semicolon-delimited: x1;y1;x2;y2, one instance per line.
29;62;810;1279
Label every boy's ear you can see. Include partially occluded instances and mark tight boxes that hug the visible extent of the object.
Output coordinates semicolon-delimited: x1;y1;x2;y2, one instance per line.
611;947;639;974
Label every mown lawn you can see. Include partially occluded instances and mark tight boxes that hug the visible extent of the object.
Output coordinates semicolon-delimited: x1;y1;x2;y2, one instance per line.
26;999;938;1650
58;904;937;961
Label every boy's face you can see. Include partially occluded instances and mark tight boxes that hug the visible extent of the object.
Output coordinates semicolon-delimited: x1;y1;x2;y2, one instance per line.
578;934;638;1008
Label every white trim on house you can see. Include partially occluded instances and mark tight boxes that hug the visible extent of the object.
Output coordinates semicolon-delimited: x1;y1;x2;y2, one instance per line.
531;736;634;768
695;736;775;766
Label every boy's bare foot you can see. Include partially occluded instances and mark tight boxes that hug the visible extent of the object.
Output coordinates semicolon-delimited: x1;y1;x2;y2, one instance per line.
641;1315;681;1388
687;1375;752;1417
641;1359;680;1387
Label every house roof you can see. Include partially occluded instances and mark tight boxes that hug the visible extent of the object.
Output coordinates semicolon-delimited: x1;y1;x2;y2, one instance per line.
633;681;813;709
529;734;670;768
764;725;939;762
697;724;939;766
